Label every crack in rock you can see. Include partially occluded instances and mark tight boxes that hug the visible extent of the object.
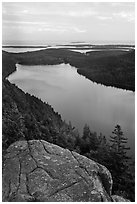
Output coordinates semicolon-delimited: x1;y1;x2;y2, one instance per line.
71;151;111;201
40;140;53;155
97;163;113;196
25;174;33;197
27;141;59;180
26;141;38;167
28;166;58;180
3;140;115;202
4;179;11;201
71;151;91;177
16;156;21;193
48;179;82;198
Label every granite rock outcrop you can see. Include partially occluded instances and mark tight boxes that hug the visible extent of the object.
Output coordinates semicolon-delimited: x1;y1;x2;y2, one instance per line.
2;140;129;202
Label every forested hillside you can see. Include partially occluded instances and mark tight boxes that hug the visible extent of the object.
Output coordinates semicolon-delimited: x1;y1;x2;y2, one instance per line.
2;51;81;152
2;49;135;201
3;48;135;91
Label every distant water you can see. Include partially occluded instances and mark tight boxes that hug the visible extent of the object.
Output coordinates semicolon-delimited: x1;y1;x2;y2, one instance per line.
2;47;48;53
2;46;79;53
2;46;133;53
70;49;130;53
70;49;93;53
8;63;135;156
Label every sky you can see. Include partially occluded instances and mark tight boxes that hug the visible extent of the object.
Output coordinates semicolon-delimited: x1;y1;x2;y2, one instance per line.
2;2;135;45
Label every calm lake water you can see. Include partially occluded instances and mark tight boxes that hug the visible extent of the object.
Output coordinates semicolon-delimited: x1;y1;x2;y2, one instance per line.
8;63;135;156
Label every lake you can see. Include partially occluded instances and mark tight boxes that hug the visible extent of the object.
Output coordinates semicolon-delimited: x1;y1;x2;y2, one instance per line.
8;63;135;156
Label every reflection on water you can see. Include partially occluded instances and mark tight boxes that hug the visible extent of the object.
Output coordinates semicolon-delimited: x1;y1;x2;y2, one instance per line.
8;63;135;156
70;49;130;53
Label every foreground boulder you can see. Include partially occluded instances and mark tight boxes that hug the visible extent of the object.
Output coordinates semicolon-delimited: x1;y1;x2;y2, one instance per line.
112;195;130;202
2;140;128;202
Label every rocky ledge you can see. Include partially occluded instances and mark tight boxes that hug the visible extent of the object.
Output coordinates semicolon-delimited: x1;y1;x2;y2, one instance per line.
3;140;129;202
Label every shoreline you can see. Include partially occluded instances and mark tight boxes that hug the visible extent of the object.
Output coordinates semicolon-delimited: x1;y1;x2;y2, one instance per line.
2;47;135;91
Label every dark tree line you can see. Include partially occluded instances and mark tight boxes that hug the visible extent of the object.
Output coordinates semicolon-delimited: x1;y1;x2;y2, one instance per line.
2;79;134;201
3;48;135;91
75;124;134;201
3;82;134;200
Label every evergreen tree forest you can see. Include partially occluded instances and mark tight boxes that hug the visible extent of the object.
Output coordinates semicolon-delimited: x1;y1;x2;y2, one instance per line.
2;50;135;201
2;81;135;201
78;124;135;201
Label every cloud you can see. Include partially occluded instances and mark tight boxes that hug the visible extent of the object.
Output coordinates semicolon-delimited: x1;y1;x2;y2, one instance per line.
38;27;66;33
97;16;112;20
22;10;29;14
2;2;98;18
17;10;97;18
3;20;49;26
2;2;135;44
3;19;86;34
38;26;86;33
111;3;123;7
73;28;86;33
67;10;97;17
113;11;134;22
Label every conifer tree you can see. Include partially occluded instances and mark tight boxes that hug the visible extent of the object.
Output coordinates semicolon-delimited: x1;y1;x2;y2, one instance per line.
109;124;134;201
110;124;130;155
80;124;99;154
82;124;91;140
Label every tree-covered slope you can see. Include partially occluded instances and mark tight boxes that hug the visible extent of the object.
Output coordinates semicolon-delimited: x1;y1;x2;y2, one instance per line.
2;49;135;201
2;52;79;153
3;48;135;91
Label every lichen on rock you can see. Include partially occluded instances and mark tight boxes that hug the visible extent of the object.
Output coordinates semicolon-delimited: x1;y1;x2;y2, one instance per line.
2;140;128;202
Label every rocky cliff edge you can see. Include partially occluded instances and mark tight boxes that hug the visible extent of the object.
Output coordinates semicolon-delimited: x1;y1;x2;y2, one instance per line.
2;140;130;202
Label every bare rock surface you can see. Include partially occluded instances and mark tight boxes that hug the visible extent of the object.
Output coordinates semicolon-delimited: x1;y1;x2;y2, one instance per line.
2;140;126;202
112;195;130;202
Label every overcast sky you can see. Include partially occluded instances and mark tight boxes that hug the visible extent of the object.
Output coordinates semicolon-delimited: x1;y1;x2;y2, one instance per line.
2;2;135;45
